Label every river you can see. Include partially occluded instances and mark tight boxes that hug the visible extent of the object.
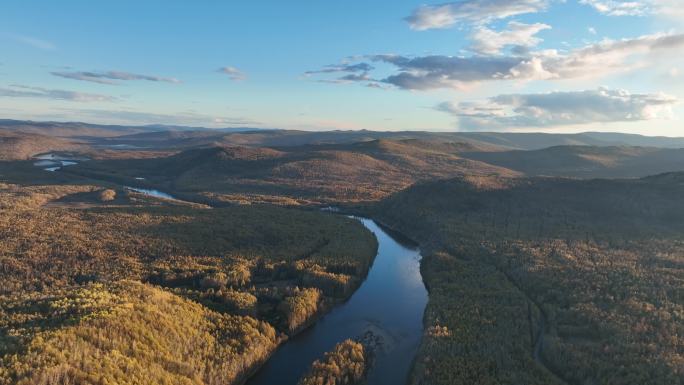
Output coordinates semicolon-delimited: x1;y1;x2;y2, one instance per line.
247;217;428;385
29;156;429;382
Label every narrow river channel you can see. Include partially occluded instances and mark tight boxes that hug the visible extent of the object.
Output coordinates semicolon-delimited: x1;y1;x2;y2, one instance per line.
247;217;428;385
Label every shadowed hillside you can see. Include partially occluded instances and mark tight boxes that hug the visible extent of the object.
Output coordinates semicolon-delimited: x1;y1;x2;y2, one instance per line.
370;174;684;385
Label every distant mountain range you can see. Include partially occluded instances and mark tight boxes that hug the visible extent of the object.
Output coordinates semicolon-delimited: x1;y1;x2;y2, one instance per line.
102;129;684;151
3;119;684;186
0;119;263;138
3;118;684;150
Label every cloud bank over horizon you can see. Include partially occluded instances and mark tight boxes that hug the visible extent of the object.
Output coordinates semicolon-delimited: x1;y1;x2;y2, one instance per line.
439;87;679;130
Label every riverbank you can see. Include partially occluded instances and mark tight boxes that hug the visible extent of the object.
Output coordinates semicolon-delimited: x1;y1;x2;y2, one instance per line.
246;218;428;385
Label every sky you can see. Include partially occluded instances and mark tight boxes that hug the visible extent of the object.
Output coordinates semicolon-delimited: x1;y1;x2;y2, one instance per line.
1;0;683;134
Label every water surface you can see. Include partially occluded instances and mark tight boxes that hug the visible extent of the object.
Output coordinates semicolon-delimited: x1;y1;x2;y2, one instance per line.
124;186;177;200
247;217;428;385
32;153;84;172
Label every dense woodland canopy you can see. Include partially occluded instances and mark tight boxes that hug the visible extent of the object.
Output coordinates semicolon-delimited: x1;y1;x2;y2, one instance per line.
297;340;368;385
371;175;684;385
0;182;377;384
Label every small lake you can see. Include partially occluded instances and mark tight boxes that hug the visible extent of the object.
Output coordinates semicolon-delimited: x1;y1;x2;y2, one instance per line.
124;186;177;200
32;153;86;172
247;217;428;385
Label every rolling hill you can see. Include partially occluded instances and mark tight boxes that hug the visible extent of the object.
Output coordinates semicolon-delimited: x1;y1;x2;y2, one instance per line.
0;129;84;160
370;174;684;385
68;139;520;203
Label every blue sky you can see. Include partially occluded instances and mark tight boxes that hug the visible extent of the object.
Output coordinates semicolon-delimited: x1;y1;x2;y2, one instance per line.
1;0;683;134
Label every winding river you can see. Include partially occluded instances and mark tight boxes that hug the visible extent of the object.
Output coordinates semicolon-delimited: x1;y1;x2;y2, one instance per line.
29;156;429;383
247;217;428;385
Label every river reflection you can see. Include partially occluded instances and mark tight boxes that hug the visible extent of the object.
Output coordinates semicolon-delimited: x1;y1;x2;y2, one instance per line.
247;217;428;385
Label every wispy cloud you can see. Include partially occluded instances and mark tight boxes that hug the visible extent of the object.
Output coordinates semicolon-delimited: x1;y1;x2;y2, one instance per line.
51;70;181;85
304;62;377;85
70;108;259;127
5;33;56;50
305;63;374;75
217;66;247;81
405;0;550;30
438;87;679;129
0;84;116;102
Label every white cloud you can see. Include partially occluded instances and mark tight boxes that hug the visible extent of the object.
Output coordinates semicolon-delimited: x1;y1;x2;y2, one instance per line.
52;70;181;84
469;21;551;55
580;0;684;18
0;84;116;102
588;27;597;35
580;0;652;16
217;66;247;81
439;87;679;129
515;33;684;81
656;0;684;16
405;0;549;30
364;32;684;90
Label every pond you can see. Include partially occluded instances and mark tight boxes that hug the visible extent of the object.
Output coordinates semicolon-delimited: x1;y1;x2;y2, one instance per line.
32;153;86;172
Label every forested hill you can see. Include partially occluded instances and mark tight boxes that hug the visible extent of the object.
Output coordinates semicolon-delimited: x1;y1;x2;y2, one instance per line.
66;140;520;203
369;174;684;385
0;129;83;160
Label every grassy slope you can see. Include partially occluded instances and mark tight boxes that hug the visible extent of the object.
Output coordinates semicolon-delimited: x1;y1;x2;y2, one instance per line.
370;175;684;385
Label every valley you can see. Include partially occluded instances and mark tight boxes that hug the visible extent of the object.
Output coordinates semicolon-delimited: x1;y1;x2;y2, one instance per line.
4;1;683;383
0;120;683;385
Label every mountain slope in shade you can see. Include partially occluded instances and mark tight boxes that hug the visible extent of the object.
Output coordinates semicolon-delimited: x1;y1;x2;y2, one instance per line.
371;174;684;385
